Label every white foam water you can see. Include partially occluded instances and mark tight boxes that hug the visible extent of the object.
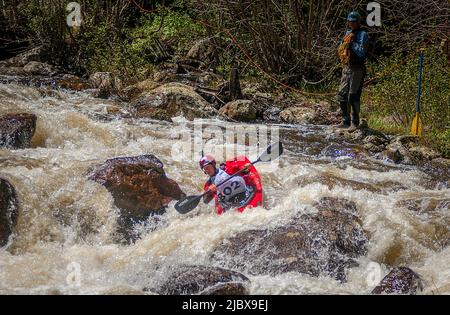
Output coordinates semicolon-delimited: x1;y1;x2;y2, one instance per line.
0;82;448;294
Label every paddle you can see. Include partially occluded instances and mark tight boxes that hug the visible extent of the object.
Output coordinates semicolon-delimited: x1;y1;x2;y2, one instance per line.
410;49;424;137
174;142;283;214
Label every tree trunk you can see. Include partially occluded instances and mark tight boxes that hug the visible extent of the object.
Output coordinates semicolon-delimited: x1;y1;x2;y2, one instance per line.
229;58;243;100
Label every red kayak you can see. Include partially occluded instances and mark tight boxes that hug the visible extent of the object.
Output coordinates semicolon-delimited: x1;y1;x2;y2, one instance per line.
204;156;263;215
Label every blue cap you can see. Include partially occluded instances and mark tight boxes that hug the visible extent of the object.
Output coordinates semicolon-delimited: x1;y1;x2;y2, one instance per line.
347;11;362;22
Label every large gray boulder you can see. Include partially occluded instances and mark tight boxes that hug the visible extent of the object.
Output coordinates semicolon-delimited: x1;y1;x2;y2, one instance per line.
88;155;186;242
88;155;185;216
0;47;43;67
89;72;122;97
130;83;217;121
371;267;423;295
186;39;215;64
280;106;317;124
0;178;19;247
219;100;257;122
280;102;338;125
382;135;441;164
211;197;368;282
0;113;37;149
153;266;250;295
23;61;58;76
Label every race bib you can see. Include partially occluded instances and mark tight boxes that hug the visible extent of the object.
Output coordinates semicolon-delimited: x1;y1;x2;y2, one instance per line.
214;170;247;203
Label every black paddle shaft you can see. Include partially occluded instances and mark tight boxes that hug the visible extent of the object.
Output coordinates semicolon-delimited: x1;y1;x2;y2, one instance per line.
175;142;283;214
174;159;260;214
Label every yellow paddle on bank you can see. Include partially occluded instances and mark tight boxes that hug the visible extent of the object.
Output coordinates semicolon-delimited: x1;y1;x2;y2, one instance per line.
411;49;425;137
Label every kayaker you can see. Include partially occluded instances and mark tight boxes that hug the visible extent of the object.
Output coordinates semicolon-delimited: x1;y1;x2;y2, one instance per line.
199;154;263;214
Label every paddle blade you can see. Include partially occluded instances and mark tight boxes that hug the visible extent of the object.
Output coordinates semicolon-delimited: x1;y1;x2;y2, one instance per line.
258;141;283;162
174;195;202;214
410;113;423;137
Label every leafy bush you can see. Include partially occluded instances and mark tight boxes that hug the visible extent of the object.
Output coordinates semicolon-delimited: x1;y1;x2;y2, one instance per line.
7;0;204;80
129;10;204;60
364;45;450;157
79;7;204;81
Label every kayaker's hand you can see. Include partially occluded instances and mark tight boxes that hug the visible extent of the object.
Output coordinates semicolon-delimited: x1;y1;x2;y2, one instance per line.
203;192;214;204
209;184;217;193
242;163;252;172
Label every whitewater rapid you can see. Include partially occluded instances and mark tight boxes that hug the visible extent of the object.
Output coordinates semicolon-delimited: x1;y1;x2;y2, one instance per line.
0;82;448;294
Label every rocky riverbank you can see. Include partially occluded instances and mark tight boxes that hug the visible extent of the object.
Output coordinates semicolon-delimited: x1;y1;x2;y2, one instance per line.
2;45;447;167
1;46;448;295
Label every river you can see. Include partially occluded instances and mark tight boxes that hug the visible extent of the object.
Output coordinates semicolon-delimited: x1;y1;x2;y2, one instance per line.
0;80;448;294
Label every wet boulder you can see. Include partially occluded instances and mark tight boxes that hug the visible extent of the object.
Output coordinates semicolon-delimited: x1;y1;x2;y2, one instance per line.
430;157;450;169
321;144;369;159
186;38;215;65
119;85;143;103
280;102;337;125
371;267;423;295
363;134;390;153
57;74;91;91
382;135;441;165
119;79;161;102
332;120;389;145
314;196;359;213
262;106;282;122
130;82;217;121
0;66;27;76
0;178;19;247
154;266;250;295
89;72;122;97
23;61;58;76
294;172;408;194
380;148;403;164
280;106;317;124
88;155;185;241
408;146;441;162
424;158;450;189
219;100;257;122
211;197;368;282
0;113;37;149
88;155;185;216
0;47;43;67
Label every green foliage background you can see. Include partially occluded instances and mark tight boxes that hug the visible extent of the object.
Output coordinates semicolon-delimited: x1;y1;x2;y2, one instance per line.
1;0;449;156
363;46;450;157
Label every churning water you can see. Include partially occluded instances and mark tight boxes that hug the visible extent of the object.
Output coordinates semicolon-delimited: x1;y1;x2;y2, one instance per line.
0;82;448;294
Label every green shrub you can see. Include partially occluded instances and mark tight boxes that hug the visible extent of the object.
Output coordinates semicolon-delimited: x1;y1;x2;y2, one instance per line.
364;45;450;157
15;0;204;80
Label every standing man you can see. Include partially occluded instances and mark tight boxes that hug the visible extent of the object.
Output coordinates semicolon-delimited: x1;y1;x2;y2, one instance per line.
336;11;369;132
